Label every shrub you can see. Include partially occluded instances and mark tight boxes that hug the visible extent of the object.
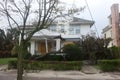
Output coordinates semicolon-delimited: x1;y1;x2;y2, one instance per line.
8;60;82;71
63;44;82;61
28;52;66;61
23;53;32;59
98;59;120;72
41;52;66;61
8;60;17;69
109;46;120;59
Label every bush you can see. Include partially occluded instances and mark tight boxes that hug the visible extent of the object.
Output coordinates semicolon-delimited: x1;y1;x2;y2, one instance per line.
41;52;66;61
109;46;120;59
8;60;17;69
23;53;32;59
28;52;65;61
8;60;82;71
98;59;120;72
63;44;82;61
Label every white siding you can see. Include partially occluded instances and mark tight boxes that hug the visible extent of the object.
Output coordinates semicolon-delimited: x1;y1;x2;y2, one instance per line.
103;28;113;47
48;24;91;37
80;25;91;36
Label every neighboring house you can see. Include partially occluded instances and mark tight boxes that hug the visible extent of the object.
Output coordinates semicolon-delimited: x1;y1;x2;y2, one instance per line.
102;26;112;47
102;4;120;47
29;17;94;55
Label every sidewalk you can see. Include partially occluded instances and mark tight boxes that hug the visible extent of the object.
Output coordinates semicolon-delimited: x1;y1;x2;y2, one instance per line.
25;70;120;80
0;70;120;80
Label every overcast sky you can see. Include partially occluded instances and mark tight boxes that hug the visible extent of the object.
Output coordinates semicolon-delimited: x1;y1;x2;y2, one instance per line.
62;0;120;36
0;0;120;36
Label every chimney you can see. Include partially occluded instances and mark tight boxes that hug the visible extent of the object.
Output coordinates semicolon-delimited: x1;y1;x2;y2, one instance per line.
111;4;120;46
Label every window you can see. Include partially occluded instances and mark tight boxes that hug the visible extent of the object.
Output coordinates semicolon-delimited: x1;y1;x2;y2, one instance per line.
69;26;80;35
61;26;65;33
111;30;112;37
75;27;80;34
110;18;112;24
69;28;74;35
50;26;56;32
104;33;106;38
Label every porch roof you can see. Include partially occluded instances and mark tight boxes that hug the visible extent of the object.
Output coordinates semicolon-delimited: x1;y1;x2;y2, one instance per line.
31;29;82;41
32;29;60;40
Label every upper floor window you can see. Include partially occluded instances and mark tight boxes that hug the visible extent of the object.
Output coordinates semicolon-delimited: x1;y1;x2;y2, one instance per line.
49;26;56;32
109;17;112;25
61;26;65;33
75;27;80;34
104;33;106;38
69;28;74;35
69;26;80;35
111;30;112;37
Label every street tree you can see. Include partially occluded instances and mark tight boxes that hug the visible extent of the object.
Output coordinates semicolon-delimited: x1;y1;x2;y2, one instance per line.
0;0;83;80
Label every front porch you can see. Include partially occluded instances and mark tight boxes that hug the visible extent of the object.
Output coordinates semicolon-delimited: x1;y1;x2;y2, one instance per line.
30;38;61;55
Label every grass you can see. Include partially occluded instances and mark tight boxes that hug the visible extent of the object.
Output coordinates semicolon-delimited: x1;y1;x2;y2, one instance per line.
0;58;17;65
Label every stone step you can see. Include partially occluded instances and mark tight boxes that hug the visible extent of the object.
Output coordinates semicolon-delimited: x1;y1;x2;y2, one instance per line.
81;65;100;74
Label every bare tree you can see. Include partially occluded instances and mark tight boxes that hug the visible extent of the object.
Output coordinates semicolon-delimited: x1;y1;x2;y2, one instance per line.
0;0;83;80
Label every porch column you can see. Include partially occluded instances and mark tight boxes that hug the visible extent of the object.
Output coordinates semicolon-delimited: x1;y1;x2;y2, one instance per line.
30;40;35;55
56;39;61;51
45;38;48;53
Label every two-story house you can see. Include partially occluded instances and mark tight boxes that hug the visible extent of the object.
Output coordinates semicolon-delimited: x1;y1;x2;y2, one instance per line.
29;17;94;55
102;4;120;47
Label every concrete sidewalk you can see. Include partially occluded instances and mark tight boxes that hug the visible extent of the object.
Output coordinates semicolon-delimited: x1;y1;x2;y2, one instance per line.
25;70;120;80
0;70;120;80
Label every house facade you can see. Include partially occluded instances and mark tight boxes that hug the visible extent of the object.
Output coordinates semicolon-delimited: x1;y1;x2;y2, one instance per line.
102;4;120;47
29;17;94;55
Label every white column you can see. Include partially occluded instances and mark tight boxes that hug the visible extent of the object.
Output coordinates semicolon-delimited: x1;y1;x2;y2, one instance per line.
30;40;35;55
56;39;61;51
45;38;48;53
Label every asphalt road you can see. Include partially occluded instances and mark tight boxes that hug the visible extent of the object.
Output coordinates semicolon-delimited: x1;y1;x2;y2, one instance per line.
0;74;91;80
1;75;118;80
0;74;74;80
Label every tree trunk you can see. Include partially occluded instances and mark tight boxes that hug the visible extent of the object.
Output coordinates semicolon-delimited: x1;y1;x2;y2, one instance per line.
17;42;25;80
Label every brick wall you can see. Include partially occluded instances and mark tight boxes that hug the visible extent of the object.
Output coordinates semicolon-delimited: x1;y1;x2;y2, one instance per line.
111;4;120;46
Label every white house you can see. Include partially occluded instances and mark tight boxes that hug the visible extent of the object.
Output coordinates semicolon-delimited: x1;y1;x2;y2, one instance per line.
29;17;94;55
102;25;113;47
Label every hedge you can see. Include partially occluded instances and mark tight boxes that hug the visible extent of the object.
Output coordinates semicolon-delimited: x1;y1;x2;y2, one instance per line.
8;60;82;71
98;59;120;72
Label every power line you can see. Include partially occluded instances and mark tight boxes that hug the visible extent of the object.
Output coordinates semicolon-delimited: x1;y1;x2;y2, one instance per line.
84;0;99;37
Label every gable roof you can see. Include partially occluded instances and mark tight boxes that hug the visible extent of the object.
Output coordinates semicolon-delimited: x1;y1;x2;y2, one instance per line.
70;17;94;27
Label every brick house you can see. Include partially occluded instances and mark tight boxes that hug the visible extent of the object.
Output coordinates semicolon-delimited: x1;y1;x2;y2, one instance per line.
102;4;120;47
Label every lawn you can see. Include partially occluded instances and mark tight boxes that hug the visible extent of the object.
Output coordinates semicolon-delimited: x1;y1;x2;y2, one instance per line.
0;58;17;65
